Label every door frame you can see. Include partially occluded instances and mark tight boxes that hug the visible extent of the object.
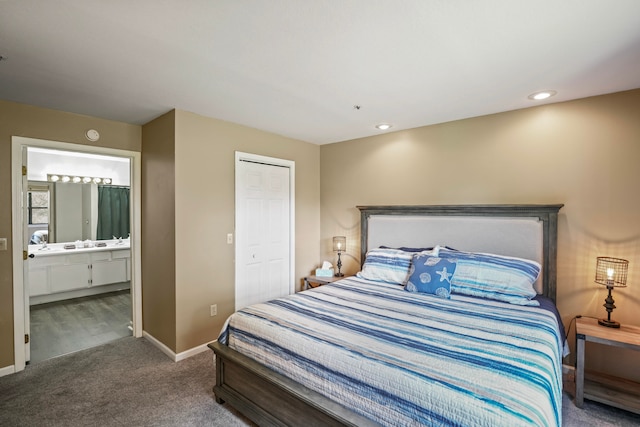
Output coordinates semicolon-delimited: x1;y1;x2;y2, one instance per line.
11;136;143;372
234;151;295;311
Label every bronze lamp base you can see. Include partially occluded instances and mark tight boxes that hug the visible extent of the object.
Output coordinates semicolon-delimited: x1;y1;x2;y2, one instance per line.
598;318;620;328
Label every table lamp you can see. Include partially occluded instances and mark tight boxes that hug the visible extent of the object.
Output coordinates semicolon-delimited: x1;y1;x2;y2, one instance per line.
594;256;629;328
333;236;346;277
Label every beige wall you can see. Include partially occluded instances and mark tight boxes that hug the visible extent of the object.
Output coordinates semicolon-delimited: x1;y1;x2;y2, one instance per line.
0;99;319;368
320;89;640;380
144;110;320;353
0;100;141;368
141;111;177;350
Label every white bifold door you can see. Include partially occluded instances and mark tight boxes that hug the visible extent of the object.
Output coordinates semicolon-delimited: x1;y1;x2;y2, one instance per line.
235;153;294;311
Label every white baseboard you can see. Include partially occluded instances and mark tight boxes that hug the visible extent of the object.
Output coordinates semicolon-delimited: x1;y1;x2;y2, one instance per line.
176;341;215;362
142;331;214;362
0;364;16;378
142;331;176;360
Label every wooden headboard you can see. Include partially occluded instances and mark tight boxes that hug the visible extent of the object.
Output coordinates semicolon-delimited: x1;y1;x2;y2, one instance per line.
357;204;563;302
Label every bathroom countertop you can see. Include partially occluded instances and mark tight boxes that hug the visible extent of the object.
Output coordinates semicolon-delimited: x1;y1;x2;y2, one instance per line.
29;239;130;257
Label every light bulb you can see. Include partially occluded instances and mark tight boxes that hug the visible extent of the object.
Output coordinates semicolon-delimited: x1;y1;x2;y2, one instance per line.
528;90;557;101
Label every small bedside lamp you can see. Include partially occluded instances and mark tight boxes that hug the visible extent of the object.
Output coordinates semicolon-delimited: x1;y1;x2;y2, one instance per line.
594;257;629;328
333;236;346;277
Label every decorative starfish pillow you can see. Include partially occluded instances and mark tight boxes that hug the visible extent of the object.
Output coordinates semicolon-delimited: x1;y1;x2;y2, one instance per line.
404;255;456;298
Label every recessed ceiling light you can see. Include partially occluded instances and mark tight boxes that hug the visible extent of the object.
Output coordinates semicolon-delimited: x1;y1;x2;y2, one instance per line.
376;123;392;130
528;90;557;101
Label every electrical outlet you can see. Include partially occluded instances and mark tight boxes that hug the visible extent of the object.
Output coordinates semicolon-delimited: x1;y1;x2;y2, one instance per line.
226;233;233;244
210;304;217;317
0;238;6;251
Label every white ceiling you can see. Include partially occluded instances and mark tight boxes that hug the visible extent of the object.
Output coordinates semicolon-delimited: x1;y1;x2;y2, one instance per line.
1;1;639;145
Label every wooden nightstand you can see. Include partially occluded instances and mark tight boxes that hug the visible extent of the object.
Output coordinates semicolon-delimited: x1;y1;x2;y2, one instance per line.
303;275;345;290
575;316;640;414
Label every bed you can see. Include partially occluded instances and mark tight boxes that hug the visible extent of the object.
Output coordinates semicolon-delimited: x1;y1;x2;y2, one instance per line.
209;204;565;426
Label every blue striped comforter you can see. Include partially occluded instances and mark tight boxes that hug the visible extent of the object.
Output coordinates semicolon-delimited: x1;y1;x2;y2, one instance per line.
219;277;564;427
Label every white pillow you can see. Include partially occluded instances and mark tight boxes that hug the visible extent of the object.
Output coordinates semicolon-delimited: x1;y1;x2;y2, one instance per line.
438;247;540;306
357;247;435;284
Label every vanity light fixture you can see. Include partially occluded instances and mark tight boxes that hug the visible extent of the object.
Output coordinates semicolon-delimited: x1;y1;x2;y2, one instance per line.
47;174;113;185
376;123;392;130
528;90;557;101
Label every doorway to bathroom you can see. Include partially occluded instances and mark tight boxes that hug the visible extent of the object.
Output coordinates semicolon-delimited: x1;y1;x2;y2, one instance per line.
11;137;142;372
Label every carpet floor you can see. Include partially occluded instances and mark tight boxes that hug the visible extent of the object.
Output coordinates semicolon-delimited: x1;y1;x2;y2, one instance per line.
1;336;639;426
0;337;253;427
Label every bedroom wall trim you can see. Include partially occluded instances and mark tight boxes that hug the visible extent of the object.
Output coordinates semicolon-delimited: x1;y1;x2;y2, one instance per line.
0;365;15;378
142;331;213;362
143;331;177;361
175;342;214;362
357;204;564;302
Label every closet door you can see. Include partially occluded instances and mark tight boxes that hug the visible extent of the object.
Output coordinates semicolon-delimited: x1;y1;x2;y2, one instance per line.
235;153;293;311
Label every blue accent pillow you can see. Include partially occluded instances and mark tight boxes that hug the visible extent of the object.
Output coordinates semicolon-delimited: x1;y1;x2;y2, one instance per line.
404;255;456;298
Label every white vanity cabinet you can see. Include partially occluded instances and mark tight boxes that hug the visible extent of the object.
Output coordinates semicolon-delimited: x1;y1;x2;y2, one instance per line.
28;246;131;305
91;251;128;286
49;253;91;293
28;257;55;296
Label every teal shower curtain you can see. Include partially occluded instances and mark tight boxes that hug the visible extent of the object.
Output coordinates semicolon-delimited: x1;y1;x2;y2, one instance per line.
96;186;130;240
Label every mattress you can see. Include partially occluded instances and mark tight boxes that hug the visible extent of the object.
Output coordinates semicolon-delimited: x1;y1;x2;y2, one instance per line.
218;277;564;427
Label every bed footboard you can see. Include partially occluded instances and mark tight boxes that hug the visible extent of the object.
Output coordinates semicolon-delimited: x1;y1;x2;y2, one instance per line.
208;341;379;427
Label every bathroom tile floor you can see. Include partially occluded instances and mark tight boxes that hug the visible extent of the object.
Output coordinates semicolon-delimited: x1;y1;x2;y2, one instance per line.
29;290;132;364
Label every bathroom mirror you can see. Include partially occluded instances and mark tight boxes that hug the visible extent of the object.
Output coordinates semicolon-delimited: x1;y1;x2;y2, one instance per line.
27;147;131;244
27;181;130;244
